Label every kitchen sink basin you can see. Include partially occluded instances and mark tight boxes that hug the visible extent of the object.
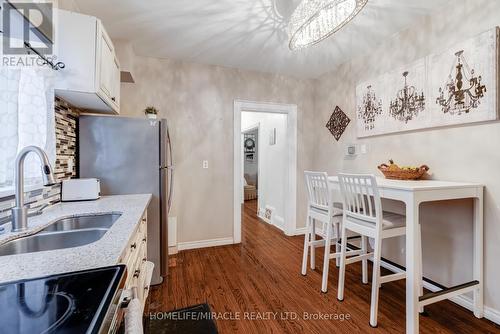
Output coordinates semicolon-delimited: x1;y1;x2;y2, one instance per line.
0;229;108;256
41;213;121;232
0;213;121;256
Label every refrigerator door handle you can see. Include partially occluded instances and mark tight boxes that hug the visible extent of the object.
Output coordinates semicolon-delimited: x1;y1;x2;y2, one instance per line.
166;127;174;215
159;166;169;278
167;165;174;214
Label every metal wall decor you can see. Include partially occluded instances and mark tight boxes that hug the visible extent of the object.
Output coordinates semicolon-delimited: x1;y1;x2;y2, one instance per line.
244;133;256;162
436;50;487;115
355;27;498;138
358;85;383;130
326;106;350;141
389;71;425;123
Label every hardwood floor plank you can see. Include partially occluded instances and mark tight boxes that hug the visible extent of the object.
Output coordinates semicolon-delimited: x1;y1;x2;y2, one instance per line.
148;200;500;333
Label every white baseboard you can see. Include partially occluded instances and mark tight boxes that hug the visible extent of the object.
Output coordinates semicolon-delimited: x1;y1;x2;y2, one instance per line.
273;215;285;229
293;227;327;239
168;245;178;255
379;260;500;325
177;237;234;251
484;304;500;325
258;213;271;224
168;216;177;247
293;227;307;235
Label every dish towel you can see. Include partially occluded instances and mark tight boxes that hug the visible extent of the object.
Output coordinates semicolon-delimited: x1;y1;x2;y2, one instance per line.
125;298;144;334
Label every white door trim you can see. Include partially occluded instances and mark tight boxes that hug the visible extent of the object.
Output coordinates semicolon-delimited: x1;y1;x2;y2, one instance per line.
233;99;297;243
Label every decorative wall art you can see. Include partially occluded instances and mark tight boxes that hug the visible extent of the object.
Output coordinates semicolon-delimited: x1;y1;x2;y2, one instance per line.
357;84;383;131
389;71;426;124
326;106;351;141
355;27;499;137
435;50;487;116
244;133;256;162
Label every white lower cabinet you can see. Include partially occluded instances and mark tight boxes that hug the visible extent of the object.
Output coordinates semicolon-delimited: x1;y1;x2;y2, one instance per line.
107;212;153;334
119;213;154;310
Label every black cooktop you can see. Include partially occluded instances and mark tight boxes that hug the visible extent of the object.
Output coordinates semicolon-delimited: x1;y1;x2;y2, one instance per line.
0;265;126;334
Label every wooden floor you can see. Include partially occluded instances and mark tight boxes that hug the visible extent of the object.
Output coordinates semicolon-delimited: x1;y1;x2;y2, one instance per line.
149;200;500;333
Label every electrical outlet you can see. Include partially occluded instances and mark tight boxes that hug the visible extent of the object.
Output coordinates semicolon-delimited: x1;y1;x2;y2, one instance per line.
202;160;209;169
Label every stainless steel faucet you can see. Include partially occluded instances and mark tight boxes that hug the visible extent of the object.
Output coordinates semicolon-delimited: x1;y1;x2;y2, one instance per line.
11;146;56;232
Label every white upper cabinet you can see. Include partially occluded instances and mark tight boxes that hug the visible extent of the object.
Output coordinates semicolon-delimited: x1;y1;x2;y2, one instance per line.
55;10;120;113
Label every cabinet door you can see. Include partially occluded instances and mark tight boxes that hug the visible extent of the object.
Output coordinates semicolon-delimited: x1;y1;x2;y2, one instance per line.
98;30;114;101
110;55;120;109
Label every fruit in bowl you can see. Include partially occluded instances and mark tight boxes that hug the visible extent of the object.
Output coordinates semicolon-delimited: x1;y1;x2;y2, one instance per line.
378;160;429;180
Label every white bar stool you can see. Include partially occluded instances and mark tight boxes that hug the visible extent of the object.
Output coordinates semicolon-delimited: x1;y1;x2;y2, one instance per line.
336;173;422;328
302;171;367;293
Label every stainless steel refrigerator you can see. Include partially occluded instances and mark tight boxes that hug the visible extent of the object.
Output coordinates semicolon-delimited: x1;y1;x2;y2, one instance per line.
78;115;173;285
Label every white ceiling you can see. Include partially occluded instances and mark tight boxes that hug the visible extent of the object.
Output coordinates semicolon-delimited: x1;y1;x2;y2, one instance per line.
74;0;451;79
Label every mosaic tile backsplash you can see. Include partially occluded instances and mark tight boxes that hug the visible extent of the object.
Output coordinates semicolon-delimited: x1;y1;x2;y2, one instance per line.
0;97;80;224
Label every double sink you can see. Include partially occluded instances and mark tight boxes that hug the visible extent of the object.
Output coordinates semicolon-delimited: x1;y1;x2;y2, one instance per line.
0;213;121;256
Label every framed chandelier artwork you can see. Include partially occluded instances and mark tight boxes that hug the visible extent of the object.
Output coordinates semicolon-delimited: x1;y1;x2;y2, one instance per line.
356;27;499;137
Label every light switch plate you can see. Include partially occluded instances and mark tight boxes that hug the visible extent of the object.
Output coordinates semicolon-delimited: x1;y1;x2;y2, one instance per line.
345;144;356;156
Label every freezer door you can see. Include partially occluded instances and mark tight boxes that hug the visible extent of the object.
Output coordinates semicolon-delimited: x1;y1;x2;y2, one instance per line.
79;116;160;196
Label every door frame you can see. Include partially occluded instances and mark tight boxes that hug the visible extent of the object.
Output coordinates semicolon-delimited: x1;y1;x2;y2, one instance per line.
233;100;297;243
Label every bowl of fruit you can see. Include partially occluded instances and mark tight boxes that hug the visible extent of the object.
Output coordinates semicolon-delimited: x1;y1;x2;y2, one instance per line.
378;160;429;180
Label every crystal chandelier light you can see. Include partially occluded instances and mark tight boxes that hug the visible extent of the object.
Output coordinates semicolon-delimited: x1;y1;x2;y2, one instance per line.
288;0;368;50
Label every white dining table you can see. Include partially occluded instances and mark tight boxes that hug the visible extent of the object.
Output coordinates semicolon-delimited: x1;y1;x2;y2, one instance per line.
328;176;484;334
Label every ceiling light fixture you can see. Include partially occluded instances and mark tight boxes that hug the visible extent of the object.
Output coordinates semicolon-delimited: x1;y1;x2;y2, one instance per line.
288;0;368;50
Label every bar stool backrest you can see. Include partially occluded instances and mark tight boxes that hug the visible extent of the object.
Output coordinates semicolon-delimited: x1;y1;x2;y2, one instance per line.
338;173;383;229
304;171;332;213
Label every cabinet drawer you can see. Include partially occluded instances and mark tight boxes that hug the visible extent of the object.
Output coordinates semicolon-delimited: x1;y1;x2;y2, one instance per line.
139;261;155;307
139;215;147;234
119;214;147;262
121;229;140;263
116;211;148;309
130;241;146;282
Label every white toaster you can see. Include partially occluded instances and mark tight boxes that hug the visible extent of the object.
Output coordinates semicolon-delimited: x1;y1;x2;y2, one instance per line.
62;178;101;202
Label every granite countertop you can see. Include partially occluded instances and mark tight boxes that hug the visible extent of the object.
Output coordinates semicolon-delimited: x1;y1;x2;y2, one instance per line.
0;194;151;284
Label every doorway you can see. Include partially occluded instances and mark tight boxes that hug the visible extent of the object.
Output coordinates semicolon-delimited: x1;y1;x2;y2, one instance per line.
233;100;297;244
242;124;259;203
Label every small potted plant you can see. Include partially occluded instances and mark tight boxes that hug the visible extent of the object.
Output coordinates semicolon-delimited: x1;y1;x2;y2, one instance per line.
144;106;159;119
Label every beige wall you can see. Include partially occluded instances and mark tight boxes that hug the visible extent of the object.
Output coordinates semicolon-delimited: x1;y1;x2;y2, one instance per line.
56;0;80;11
116;51;316;244
314;0;500;311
